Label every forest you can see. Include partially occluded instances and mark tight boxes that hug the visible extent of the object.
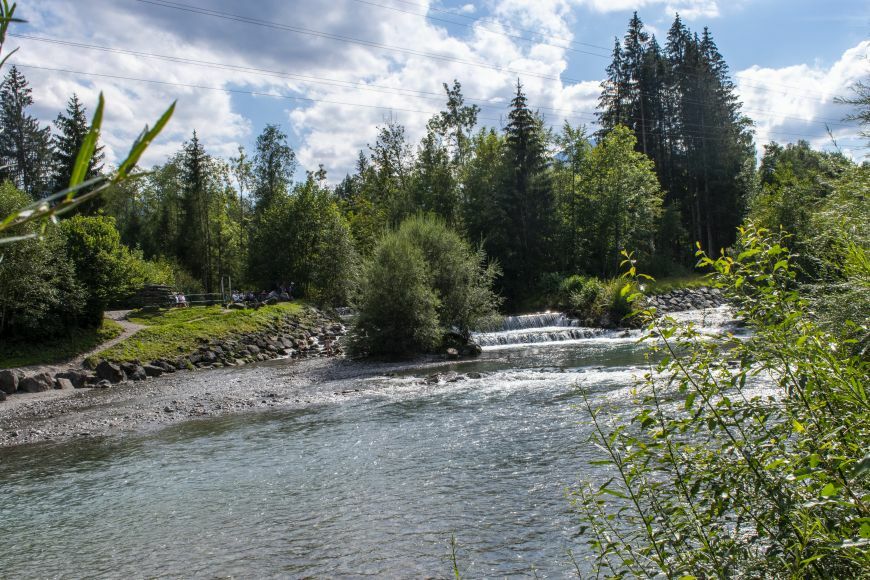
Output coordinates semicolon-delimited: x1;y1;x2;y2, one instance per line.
0;12;866;354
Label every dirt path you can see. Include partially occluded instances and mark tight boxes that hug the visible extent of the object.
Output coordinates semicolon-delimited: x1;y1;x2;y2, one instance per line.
17;310;145;376
71;310;145;366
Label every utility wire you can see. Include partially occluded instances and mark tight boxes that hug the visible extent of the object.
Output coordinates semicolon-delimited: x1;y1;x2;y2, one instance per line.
11;33;849;128
12;61;853;143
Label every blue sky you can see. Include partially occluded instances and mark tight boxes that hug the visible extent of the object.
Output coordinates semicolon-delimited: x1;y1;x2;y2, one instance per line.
9;0;868;180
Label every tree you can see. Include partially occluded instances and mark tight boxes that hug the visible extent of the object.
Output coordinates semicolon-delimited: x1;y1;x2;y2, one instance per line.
836;77;870;144
0;182;85;339
253;124;296;210
500;79;554;302
0;66;53;197
350;214;500;357
576;125;663;276
52;94;104;201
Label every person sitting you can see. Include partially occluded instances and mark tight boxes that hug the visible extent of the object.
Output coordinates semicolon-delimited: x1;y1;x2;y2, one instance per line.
178;292;188;308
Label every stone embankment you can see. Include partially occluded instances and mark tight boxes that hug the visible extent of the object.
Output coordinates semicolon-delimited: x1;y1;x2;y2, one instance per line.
0;308;345;403
644;286;726;313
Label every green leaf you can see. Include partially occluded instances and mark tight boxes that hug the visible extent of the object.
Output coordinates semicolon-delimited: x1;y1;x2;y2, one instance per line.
853;453;870;478
684;392;696;410
116;101;176;179
820;483;838;497
793;420;805;433
68;92;104;190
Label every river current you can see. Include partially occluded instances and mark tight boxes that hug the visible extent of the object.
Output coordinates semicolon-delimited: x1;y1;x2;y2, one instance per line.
0;307;735;577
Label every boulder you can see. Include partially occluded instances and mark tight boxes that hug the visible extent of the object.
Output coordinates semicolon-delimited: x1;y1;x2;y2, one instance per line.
20;372;55;393
96;379;112;389
0;369;23;394
121;362;147;381
446;348;459;360
143;364;164;378
467;372;483;379
0;390;5;401
96;361;126;383
55;370;88;389
460;343;483;357
55;378;74;390
246;345;261;355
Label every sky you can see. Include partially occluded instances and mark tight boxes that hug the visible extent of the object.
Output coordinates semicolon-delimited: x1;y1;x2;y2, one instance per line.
7;0;869;181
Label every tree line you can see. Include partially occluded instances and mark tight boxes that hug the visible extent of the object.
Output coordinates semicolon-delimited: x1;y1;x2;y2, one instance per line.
1;12;865;344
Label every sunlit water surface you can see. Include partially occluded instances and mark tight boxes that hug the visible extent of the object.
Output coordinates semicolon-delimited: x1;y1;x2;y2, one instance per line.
0;308;737;577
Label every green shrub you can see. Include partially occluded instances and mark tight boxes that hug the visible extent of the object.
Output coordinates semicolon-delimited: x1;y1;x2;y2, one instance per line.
575;224;870;578
0;182;86;339
61;214;144;325
350;214;500;357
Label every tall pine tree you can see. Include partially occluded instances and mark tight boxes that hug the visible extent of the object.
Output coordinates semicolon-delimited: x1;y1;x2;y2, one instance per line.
52;94;105;211
0;66;53;198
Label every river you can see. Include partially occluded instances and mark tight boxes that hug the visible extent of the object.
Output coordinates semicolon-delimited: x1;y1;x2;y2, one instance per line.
0;307;735;577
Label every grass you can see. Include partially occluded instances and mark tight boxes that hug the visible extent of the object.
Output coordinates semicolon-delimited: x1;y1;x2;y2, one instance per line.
640;273;711;295
86;302;305;366
0;318;124;368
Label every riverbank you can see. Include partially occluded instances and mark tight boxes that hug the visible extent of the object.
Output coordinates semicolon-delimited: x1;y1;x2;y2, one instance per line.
0;302;344;403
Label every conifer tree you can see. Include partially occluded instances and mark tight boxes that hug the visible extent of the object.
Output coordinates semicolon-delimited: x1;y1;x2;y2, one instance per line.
501;80;554;302
52;94;105;211
253;124;296;210
0;66;53;198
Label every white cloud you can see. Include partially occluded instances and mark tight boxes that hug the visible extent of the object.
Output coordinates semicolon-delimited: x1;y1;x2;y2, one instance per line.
573;0;721;20
735;40;869;157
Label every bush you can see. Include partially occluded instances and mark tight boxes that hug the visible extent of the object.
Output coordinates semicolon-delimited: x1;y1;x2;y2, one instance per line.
575;224;870;578
350;214;500;357
61;215;144;325
0;182;86;340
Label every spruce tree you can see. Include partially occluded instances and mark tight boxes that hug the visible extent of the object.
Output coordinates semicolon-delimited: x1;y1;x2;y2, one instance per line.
0;66;53;198
501;79;554;302
253;124;296;211
52;94;105;211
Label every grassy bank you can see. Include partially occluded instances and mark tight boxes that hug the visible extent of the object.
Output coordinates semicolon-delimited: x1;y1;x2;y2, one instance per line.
85;302;304;366
0;319;124;368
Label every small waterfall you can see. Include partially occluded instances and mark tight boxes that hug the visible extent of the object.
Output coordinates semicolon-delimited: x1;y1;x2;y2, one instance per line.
474;326;608;347
473;312;608;348
498;312;581;331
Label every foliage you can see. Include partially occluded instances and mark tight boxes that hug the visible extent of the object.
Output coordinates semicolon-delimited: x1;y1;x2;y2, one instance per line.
248;175;357;305
0;318;122;368
0;65;52;197
598;13;755;260
573;125;664;276
52;93;105;203
0;182;85;339
87;302;304;366
575;224;870;578
60;214;149;325
252;124;296;210
350;214;500;357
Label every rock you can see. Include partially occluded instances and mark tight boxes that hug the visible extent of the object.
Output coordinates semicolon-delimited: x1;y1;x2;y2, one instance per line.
228;302;246;310
55;370;88;389
467;372;483;379
0;369;23;394
143;364;164;378
446;348;459;359
460;343;483;357
55;378;74;390
96;361;126;383
247;345;261;355
121;363;147;381
199;350;217;364
0;390;5;401
20;372;55;393
96;379;112;389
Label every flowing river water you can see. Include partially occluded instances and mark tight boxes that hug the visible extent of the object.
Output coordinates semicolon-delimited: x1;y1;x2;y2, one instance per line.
0;307;737;577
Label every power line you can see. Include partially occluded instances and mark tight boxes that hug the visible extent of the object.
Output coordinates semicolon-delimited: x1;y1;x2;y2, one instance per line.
346;0;610;59
11;61;853;143
134;0;846;110
135;0;584;87
11;33;849;129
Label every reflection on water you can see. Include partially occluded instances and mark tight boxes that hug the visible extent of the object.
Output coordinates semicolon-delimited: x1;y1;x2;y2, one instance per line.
0;309;732;577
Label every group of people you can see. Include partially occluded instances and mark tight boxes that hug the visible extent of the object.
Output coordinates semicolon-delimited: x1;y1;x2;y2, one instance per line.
230;282;295;306
173;292;188;308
